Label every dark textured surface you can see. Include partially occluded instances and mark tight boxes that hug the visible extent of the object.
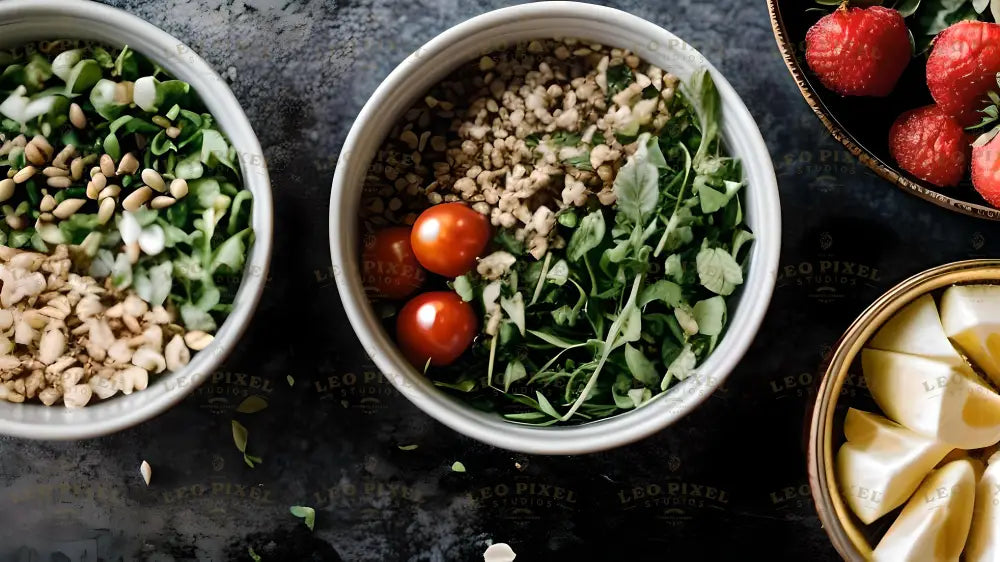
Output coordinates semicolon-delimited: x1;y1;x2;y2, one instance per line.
1;0;996;560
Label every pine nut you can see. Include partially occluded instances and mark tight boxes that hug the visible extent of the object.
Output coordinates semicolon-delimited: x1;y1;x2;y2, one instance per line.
97;197;115;224
165;127;181;139
30;135;52;159
52;145;75;168
98;185;120;201
150;196;176;209
141;168;165;192
24;142;45;166
38;212;53;222
13;166;36;184
39;194;56;212
125;241;140;264
46;176;71;188
69;103;86;129
169;178;188;198
90;166;102;179
0;179;14;203
117;153;139;175
91;173;107;191
43;166;69;177
122;186;152;211
100;154;115;177
184;331;214;351
53;198;86;219
70;158;84;180
86;181;100;200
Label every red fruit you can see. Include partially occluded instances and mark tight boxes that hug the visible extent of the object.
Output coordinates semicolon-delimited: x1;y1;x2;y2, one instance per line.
396;291;477;367
889;105;969;188
805;6;911;97
972;133;1000;206
411;203;491;278
927;21;1000;126
361;227;426;299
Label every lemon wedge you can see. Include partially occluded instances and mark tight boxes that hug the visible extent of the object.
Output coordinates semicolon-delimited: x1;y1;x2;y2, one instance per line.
862;349;1000;449
837;408;952;524
941;285;1000;387
965;456;1000;561
870;294;967;367
872;459;976;562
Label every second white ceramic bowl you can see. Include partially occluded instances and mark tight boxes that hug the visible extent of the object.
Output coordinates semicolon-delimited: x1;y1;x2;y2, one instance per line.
0;0;273;440
330;1;781;454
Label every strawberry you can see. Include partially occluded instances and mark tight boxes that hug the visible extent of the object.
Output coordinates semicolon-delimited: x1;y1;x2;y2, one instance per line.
889;104;970;188
927;21;1000;126
972;133;1000;206
805;5;911;97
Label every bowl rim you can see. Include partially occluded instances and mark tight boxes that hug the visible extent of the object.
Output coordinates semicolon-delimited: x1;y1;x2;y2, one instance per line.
329;0;781;455
765;0;1000;222
808;259;1000;560
0;0;273;439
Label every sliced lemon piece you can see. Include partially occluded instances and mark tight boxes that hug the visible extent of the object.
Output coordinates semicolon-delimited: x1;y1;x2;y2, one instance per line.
837;408;951;525
872;459;976;562
862;349;1000;449
941;285;1000;387
871;293;967;367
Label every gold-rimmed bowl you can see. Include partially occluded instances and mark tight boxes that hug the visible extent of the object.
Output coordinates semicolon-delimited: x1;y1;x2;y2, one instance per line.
809;259;1000;560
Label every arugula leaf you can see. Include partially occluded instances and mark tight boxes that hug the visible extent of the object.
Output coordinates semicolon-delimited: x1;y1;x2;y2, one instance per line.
567;210;606;261
696;247;744;296
625;344;659;386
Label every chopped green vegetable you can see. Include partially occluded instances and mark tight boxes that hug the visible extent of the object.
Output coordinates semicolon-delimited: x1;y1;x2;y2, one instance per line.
289;506;316;531
451;461;467;472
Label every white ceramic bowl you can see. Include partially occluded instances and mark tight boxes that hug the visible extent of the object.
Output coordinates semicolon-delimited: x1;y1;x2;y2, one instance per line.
0;0;273;439
330;1;780;454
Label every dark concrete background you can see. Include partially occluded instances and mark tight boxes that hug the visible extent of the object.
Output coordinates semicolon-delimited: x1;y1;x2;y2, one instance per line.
2;0;997;560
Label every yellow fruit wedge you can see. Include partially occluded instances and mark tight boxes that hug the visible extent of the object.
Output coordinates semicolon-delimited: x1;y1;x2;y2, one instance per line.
836;409;952;525
870;293;967;367
862;349;1000;449
872;459;976;562
966;458;1000;562
941;285;1000;387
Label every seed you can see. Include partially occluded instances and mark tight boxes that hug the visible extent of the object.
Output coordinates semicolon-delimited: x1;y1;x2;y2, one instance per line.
30;135;53;159
140;460;152;486
169;178;188;198
90;166;102;179
388;198;402;211
431;136;446;152
91;172;107;191
165;126;181;139
165;335;190;371
53;145;75;168
43;166;68;177
125;241;140;264
400;129;419;150
24;142;45;166
100;154;115;177
12;166;36;184
39;194;56;212
46;176;72;188
150;196;176;209
141;168;165;192
63;384;92;408
98;185;120;201
69;103;87;129
184;331;214;351
117;153;139;175
479;56;495;71
5;215;25;229
38;212;54;222
418;131;431;152
97;198;115;224
0;179;14;203
151;115;171;128
86;181;100;200
70;157;84;180
53;198;86;219
122;186;152;211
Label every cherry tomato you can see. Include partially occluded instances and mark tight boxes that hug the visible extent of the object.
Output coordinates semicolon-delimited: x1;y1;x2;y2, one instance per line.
361;227;426;299
396;291;477;367
410;203;491;277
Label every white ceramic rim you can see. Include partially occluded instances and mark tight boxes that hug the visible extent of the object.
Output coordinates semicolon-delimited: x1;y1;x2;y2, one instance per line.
0;0;273;440
330;1;781;454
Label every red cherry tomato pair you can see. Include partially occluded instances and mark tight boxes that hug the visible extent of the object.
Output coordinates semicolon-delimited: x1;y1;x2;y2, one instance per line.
362;203;491;367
